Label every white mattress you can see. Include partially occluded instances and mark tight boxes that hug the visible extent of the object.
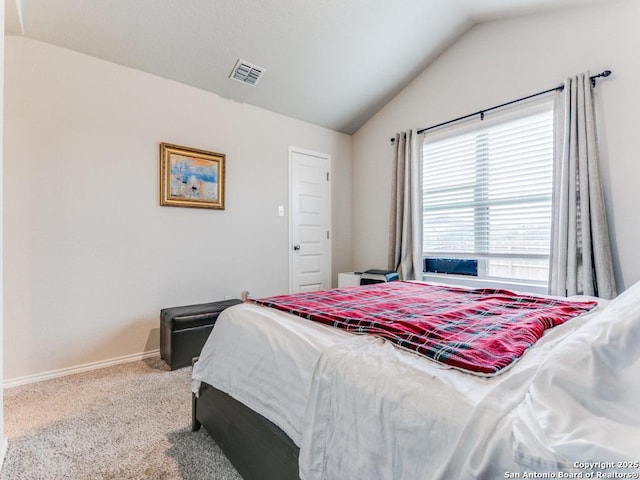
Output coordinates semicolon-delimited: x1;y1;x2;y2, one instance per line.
190;288;636;479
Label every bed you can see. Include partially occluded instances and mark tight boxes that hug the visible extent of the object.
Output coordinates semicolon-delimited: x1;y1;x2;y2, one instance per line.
191;280;640;480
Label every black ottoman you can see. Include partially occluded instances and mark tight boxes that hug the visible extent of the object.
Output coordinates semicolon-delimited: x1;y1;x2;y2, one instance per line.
160;299;242;370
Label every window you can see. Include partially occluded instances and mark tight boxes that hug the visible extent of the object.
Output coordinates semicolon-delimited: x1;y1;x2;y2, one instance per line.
422;101;554;289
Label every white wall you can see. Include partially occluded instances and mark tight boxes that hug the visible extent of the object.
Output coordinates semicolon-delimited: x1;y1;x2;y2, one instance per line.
352;0;640;292
3;37;352;383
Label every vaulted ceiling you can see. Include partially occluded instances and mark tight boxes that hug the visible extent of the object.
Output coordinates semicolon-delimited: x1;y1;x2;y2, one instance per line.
5;0;612;134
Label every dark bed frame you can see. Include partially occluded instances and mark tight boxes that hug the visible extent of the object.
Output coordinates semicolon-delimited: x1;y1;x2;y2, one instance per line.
192;382;301;480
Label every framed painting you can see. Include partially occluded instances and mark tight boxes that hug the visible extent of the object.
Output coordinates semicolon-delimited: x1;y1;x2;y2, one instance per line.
160;143;225;210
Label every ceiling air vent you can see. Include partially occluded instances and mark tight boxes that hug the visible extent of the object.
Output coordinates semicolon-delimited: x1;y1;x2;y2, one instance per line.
229;59;265;87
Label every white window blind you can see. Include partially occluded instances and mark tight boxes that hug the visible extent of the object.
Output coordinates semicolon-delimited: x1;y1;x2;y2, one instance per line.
422;102;554;285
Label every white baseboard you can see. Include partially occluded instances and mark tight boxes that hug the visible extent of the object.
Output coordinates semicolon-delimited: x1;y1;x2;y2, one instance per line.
3;349;161;389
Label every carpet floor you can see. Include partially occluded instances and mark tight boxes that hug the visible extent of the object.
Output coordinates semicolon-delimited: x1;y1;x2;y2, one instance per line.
1;357;243;480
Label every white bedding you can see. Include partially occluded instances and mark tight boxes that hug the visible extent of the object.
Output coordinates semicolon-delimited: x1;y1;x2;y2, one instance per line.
192;300;519;446
192;302;354;445
191;287;640;479
434;281;640;478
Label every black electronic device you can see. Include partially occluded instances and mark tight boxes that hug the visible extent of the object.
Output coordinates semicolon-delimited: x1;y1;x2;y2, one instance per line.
360;269;399;285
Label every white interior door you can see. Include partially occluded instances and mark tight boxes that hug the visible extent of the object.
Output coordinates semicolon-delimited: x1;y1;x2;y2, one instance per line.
289;147;331;293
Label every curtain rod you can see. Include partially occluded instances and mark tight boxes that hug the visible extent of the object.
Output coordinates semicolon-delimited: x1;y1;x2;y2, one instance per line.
390;69;612;142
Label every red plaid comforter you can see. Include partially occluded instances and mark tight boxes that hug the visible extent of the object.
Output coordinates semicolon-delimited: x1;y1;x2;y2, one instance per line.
251;281;597;375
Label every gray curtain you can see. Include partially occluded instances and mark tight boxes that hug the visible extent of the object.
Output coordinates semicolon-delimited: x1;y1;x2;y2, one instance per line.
549;72;616;299
389;130;423;280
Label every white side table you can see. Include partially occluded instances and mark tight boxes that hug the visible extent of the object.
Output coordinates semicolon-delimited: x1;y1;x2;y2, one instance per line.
338;272;362;287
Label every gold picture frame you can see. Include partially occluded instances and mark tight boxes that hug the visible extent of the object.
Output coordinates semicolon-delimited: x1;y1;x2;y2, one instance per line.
160;142;225;210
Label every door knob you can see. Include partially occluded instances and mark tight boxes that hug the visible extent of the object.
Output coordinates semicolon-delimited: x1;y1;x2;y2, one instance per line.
293;244;301;251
